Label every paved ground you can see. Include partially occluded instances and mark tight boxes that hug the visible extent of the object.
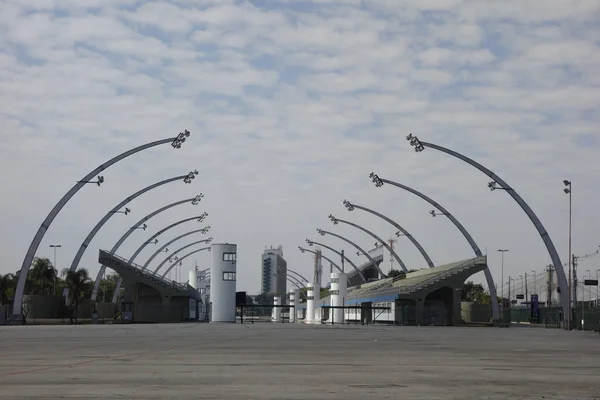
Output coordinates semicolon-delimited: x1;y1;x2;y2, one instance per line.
0;323;599;399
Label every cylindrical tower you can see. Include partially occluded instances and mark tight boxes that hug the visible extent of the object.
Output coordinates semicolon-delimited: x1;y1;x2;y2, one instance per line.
289;289;299;322
306;282;316;323
272;296;282;322
330;272;347;324
306;282;321;323
189;268;198;290
210;243;237;323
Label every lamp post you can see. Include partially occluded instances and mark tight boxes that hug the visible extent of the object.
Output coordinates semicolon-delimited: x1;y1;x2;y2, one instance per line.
563;179;572;329
343;200;434;268
49;244;61;295
497;249;509;309
305;238;367;282
316;229;378;279
369;173;500;322
404;133;570;328
328;214;398;274
67;172;196;280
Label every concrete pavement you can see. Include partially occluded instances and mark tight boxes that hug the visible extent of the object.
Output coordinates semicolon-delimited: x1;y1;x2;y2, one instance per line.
0;323;599;399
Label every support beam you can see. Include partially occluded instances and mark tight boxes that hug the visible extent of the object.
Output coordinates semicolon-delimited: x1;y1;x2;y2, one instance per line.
162;247;210;278
305;239;367;283
154;239;211;276
315;229;384;278
329;215;401;273
143;230;211;271
91;196;201;301
343;200;434;268
68;173;192;275
298;247;344;276
111;215;208;303
369;174;500;322
13;133;189;317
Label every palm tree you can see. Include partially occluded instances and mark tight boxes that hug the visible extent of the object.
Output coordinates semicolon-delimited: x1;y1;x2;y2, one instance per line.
31;257;58;295
62;268;91;322
0;273;16;305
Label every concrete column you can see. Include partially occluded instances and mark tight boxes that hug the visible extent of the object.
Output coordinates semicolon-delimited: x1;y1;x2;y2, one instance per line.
162;297;171;322
452;288;462;326
416;299;425;326
272;296;282;322
306;283;315;323
288;291;296;323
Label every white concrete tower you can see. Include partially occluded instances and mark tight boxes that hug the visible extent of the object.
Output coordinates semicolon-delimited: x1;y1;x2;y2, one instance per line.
330;272;347;324
306;282;320;323
288;290;298;322
189;268;198;290
210;243;237;323
272;296;282;322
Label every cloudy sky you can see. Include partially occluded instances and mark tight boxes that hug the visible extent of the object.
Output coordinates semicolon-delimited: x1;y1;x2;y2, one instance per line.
1;0;599;296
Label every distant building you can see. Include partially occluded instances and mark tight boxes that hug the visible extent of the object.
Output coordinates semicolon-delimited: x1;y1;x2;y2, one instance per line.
261;245;287;294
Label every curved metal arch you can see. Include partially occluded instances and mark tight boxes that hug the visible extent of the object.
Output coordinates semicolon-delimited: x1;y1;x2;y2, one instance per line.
371;175;500;321
284;277;307;300
68;174;188;274
111;215;207;303
285;269;309;284
154;239;211;275
143;230;211;271
344;201;435;268
129;216;207;263
298;247;343;274
91;197;198;301
13;136;181;316
418;139;568;323
306;239;367;283
332;216;404;273
162;247;210;278
315;229;383;278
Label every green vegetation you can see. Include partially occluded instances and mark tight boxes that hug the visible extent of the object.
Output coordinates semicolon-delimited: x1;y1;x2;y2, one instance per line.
0;257;121;308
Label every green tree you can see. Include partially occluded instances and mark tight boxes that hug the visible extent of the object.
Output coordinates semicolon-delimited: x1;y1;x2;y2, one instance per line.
0;273;16;305
461;281;491;304
30;257;58;295
97;272;120;302
388;269;406;279
254;292;272;305
62;268;92;322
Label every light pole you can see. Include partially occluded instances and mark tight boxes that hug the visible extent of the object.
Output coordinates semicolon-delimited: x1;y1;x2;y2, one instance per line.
596;269;600;307
329;214;398;274
343;200;434;268
49;244;61;295
405;133;570;328
497;249;509;309
564;179;572;328
12;131;191;319
369;173;500;322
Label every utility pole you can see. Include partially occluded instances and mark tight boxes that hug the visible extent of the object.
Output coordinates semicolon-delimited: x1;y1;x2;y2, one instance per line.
525;273;529;308
573;254;578;329
508;277;511;309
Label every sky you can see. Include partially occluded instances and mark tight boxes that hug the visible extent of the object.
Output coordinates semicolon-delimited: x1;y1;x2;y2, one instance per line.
1;0;599;296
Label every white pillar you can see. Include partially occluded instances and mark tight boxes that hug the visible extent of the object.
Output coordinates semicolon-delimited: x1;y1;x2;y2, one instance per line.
306;283;315;323
189;269;198;290
306;282;321;324
272;296;282;322
288;291;296;322
330;272;347;324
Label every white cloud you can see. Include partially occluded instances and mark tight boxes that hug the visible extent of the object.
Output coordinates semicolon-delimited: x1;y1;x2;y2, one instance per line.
0;0;598;297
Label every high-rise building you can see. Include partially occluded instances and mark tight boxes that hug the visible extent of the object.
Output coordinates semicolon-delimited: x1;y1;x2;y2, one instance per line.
261;245;287;294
